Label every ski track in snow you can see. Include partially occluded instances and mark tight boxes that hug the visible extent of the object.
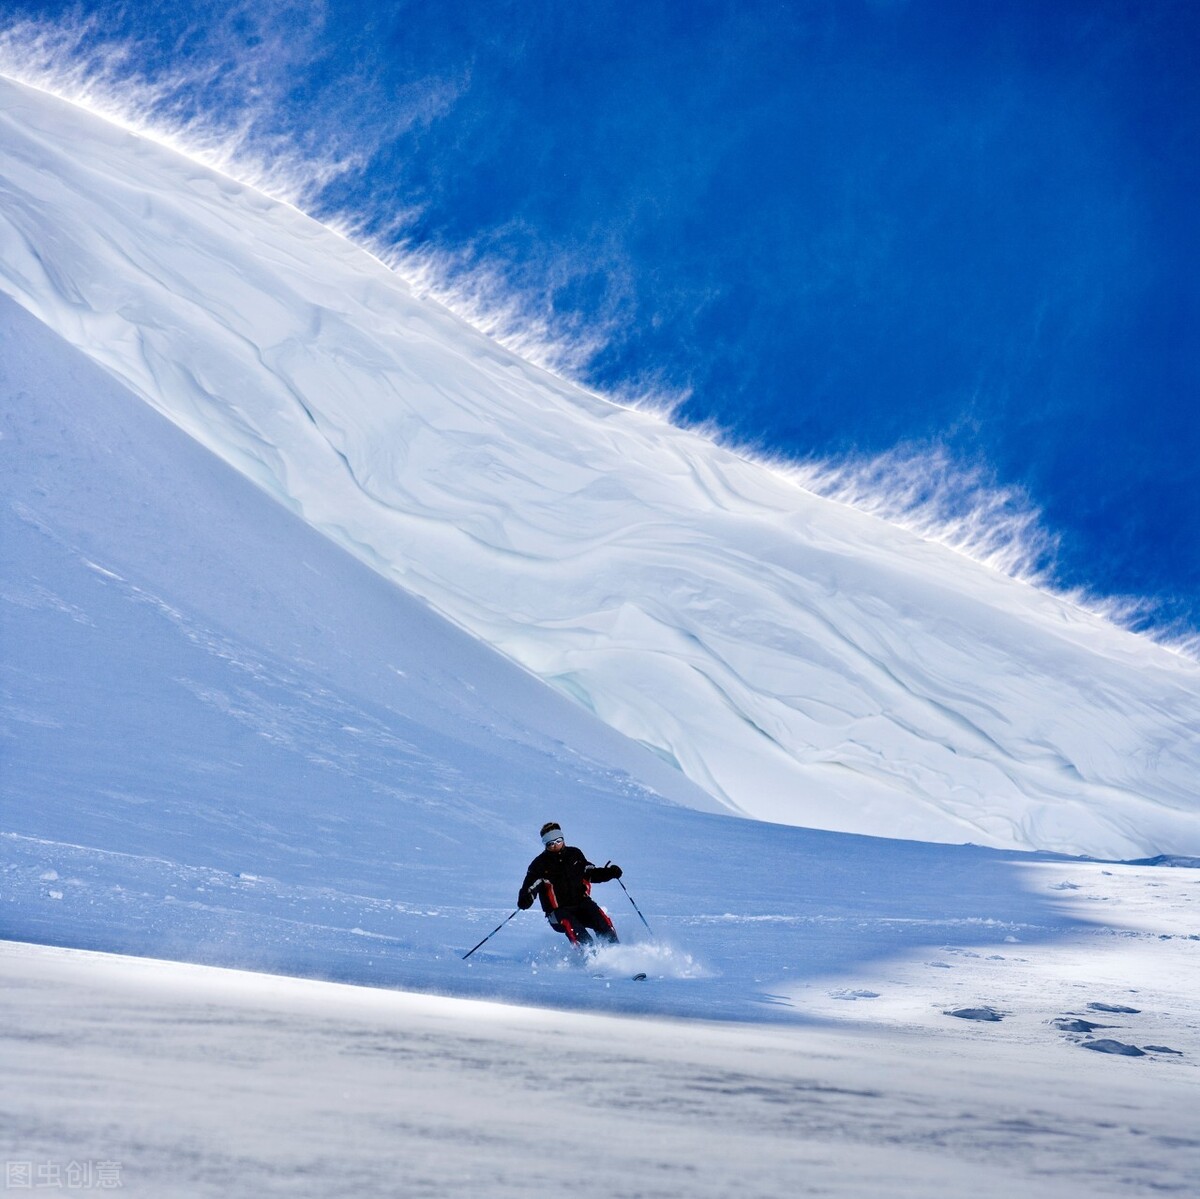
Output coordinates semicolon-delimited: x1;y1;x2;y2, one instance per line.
1;74;1198;857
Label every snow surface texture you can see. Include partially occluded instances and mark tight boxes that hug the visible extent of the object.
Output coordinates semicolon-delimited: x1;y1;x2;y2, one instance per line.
1;75;1198;857
3;937;1199;1199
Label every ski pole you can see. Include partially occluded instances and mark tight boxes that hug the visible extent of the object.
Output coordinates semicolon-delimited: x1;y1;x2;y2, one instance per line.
462;908;520;960
614;872;654;936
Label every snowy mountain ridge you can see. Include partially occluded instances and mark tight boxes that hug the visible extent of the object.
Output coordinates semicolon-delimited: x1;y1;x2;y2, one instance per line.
1;73;1198;858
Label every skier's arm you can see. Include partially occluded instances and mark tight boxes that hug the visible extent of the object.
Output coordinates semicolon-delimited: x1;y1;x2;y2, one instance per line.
518;864;543;909
585;859;623;883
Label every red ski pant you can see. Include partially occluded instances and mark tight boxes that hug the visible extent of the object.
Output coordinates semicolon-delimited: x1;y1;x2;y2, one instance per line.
549;897;618;946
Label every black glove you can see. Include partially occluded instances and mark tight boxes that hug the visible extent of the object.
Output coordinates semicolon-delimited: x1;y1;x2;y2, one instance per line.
608;863;622;880
518;889;534;910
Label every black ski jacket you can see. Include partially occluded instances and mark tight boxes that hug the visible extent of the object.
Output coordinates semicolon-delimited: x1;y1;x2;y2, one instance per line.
519;846;619;914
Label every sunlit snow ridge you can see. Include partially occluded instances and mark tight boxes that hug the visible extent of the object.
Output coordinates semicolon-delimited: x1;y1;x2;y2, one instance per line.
1;68;1198;858
4;20;1193;647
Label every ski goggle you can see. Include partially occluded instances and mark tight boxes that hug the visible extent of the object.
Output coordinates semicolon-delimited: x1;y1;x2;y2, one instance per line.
545;836;564;847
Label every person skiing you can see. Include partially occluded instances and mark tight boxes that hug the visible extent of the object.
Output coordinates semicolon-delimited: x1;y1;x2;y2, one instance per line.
518;822;622;947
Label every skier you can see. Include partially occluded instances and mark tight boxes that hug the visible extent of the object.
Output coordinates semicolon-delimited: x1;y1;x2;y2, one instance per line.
518;822;623;948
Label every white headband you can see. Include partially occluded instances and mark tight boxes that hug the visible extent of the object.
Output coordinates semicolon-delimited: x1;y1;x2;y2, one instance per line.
541;828;564;846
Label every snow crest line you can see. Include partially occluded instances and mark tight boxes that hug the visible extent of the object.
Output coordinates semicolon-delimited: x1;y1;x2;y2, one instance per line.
1;76;1198;856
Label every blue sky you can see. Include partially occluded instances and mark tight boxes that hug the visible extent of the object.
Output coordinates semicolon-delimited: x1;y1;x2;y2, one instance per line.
4;0;1198;637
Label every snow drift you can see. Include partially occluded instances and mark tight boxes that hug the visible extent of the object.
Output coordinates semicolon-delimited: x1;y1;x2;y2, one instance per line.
1;73;1198;857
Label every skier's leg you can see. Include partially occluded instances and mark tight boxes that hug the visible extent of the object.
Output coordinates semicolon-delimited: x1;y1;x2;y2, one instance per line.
557;913;593;947
580;897;618;944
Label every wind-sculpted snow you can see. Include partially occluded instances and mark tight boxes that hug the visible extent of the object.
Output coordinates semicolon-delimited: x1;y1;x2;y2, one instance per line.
2;75;1198;857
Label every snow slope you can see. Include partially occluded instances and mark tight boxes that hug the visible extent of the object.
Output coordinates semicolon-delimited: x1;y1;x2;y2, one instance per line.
3;69;1200;1199
5;936;1198;1199
1;74;1198;857
1;289;1085;1023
